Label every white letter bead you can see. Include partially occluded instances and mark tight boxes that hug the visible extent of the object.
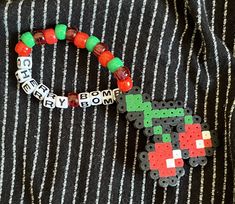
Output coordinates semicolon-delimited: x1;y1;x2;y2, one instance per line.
55;96;68;109
33;83;50;100
78;92;91;108
22;78;38;94
17;57;32;69
90;91;102;106
15;68;32;83
102;90;114;105
43;93;57;109
112;88;121;101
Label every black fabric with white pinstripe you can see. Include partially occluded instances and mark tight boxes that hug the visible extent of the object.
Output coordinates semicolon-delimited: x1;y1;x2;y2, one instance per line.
0;0;234;203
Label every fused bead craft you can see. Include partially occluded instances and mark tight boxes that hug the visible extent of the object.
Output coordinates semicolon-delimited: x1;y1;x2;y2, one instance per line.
15;23;133;93
116;86;218;187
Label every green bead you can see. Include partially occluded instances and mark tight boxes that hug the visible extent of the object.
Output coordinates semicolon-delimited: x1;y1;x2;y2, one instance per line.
162;134;171;142
144;118;152;127
107;57;124;73
21;32;35;48
55;24;67;40
184;115;193;124
86;36;100;52
176;108;184;117
153;126;163;134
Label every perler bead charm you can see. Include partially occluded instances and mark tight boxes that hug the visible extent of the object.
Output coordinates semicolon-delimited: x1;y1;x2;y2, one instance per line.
116;86;218;187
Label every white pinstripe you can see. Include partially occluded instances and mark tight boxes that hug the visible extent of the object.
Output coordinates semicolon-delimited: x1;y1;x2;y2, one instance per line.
95;0;124;203
9;1;24;203
30;4;49;201
195;2;210;203
174;0;188;100
151;181;157;204
187;43;204;204
128;129;140;203
221;32;231;204
221;2;231;203
107;107;120;204
162;188;167;204
38;0;60;198
126;0;149;202
79;1;99;203
106;0;136;200
163;0;179;100
184;27;196;107
143;0;169;203
174;182;180;204
71;1;87;203
120;0;135;61
211;0;216;32
228;100;235;204
49;48;69;203
30;0;57;202
233;39;235;57
199;166;205;204
140;172;146;204
209;0;220;201
136;1;160;202
149;3;169;203
59;1;75;204
48;3;72;202
117;122;130;204
151;0;169;99
117;0;150;202
186;168;193;204
139;0;162;202
20;1;35;203
203;51;210;121
38;51;57;203
231;48;235;204
194;44;203;115
222;0;228;43
174;0;190;201
128;0;147;78
0;1;12;201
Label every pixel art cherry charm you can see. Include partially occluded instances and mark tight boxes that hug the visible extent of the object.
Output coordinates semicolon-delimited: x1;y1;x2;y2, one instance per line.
116;86;218;187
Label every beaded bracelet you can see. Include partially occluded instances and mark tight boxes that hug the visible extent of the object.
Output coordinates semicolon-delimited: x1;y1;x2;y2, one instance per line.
15;56;120;108
15;24;218;187
15;24;133;108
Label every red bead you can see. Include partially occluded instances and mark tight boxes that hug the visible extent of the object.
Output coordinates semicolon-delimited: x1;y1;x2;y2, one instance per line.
74;32;89;48
93;43;109;57
66;27;78;42
117;76;133;92
98;51;114;67
15;41;32;56
113;66;130;81
43;28;58;44
33;30;46;45
68;92;79;107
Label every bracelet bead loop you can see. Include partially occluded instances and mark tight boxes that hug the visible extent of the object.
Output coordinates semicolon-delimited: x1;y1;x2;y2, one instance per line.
15;24;133;109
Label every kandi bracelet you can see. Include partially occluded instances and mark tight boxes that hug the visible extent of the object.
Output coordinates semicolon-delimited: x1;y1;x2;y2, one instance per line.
15;24;218;187
15;24;132;108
